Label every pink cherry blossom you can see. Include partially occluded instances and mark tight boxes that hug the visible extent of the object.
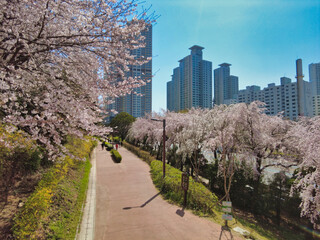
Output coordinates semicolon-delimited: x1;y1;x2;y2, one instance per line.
1;0;154;159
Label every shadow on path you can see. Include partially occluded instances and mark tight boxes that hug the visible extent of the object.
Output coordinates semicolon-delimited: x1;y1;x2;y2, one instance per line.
219;225;234;240
175;207;185;217
123;192;161;210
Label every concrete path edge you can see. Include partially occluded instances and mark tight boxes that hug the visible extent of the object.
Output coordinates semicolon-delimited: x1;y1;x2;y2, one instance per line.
76;147;96;240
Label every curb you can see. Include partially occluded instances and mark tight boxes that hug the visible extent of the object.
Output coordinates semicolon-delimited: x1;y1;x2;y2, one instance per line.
76;148;96;240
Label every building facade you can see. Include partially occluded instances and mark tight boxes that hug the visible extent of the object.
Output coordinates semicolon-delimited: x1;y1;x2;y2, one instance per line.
213;63;239;105
167;45;212;111
107;25;152;119
238;59;314;120
313;95;320;116
309;62;320;116
238;79;313;120
309;62;320;95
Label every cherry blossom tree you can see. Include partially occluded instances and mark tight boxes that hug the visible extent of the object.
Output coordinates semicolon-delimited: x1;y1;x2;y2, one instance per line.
286;116;320;229
227;101;295;212
204;104;246;202
173;108;209;179
127;115;157;147
0;0;154;158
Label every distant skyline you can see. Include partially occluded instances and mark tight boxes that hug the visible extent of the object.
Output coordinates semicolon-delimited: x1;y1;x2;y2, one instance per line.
142;0;320;113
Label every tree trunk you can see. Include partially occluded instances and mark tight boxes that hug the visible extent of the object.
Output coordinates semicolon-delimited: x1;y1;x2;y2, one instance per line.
156;142;162;160
251;175;261;214
191;164;194;177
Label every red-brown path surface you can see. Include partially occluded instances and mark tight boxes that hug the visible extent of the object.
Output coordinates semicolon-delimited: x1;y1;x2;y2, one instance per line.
95;146;243;240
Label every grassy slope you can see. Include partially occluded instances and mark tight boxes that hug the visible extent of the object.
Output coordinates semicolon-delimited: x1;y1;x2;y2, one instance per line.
12;136;97;240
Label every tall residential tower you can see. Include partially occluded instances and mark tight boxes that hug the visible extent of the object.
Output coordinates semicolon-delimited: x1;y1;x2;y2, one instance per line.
213;63;239;105
107;25;152;119
309;62;320;115
309;62;320;95
167;45;212;111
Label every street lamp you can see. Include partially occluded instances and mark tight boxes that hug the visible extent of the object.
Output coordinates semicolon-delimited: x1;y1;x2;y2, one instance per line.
151;118;166;178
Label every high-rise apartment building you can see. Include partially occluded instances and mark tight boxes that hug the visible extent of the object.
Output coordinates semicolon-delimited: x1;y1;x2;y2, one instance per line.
313;95;320;116
238;79;313;120
309;62;320;95
309;62;320;116
213;63;239;105
107;25;152;119
167;45;212;111
238;60;313;120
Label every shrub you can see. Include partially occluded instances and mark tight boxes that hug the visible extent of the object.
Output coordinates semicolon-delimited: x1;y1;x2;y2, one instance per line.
105;142;113;151
122;141;155;165
150;160;218;215
110;149;122;163
113;136;121;143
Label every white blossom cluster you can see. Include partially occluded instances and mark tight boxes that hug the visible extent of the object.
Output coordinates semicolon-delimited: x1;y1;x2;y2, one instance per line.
0;0;153;158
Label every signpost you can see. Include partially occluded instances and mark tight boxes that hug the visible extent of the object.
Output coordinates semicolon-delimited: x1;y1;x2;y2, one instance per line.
181;172;189;207
220;201;234;239
222;201;232;220
151;118;166;178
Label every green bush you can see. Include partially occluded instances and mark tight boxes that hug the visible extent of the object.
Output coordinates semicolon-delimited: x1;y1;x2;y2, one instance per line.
110;149;122;163
105;142;113;151
122;141;155;165
150;160;218;215
113;136;121;143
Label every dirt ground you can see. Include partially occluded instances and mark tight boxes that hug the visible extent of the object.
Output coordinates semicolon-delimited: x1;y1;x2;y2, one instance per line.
0;174;41;239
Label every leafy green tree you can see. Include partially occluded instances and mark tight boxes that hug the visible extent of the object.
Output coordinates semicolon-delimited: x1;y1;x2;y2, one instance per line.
109;112;135;140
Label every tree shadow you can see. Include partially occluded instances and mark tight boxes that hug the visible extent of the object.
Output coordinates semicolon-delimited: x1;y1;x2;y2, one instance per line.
175;207;185;217
123;192;161;210
219;225;234;240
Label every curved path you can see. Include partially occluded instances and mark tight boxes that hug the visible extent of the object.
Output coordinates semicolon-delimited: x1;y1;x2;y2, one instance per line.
94;146;242;240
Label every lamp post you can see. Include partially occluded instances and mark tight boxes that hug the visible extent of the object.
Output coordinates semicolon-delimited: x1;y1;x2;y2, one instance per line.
151;118;166;178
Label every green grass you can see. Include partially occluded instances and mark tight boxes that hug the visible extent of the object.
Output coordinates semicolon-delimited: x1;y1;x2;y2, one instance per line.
12;136;96;240
150;160;219;215
46;159;91;239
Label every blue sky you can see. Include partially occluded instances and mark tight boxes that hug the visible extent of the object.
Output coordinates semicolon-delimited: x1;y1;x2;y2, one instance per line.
142;0;320;113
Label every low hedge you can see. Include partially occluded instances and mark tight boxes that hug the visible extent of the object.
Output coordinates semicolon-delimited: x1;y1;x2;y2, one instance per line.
112;136;121;143
105;142;113;151
150;160;219;215
122;141;155;165
12;136;97;240
110;149;122;163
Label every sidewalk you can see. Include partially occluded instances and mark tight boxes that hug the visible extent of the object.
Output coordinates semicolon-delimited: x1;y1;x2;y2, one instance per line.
94;146;243;240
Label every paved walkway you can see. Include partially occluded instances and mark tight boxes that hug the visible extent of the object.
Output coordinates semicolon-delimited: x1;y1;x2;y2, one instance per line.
94;146;243;240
